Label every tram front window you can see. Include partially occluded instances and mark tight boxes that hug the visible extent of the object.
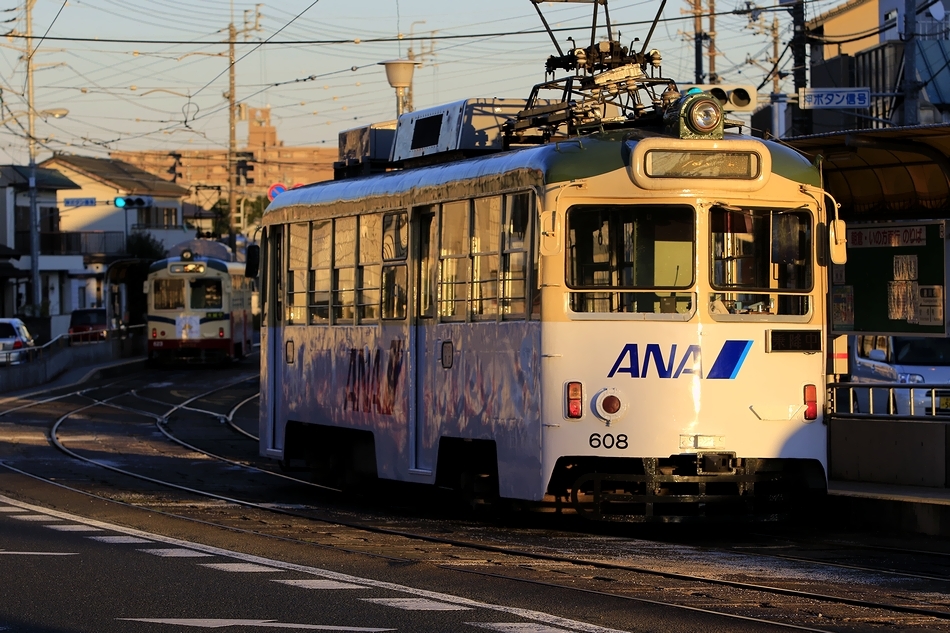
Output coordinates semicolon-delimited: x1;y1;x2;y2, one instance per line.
566;205;694;314
153;279;184;310
709;206;812;316
191;279;223;310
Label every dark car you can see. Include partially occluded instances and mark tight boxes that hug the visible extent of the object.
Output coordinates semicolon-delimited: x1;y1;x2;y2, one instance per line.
69;308;109;342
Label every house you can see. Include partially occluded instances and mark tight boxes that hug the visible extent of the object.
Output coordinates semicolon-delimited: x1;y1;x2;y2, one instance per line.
40;154;192;253
0;165;87;339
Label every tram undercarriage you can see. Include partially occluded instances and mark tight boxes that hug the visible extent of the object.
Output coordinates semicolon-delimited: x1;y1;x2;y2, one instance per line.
545;456;828;522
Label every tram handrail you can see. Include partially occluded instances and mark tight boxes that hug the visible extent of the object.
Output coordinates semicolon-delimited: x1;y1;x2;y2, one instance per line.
829;381;950;419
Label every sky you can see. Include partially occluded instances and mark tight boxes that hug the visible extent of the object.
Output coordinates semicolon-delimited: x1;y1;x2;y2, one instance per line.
0;0;849;166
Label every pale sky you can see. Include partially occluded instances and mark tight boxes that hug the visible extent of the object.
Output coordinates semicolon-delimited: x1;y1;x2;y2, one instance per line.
0;0;846;166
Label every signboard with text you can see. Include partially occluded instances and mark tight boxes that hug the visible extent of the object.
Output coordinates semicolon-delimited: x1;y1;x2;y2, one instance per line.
799;88;870;109
832;221;948;336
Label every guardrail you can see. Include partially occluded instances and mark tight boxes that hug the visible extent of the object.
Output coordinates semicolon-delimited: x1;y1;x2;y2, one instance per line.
829;381;950;418
0;325;147;393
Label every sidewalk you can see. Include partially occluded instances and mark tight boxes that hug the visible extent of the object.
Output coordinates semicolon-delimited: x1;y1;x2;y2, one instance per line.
0;355;147;402
828;480;950;536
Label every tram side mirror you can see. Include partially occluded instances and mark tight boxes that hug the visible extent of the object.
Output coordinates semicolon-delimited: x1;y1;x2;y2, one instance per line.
829;219;847;265
245;244;260;278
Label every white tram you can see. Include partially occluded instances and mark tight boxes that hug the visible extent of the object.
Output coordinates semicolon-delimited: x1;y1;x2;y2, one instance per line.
254;4;846;520
146;246;253;363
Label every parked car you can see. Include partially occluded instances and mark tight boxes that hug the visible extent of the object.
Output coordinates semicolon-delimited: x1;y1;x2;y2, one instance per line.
68;308;109;342
0;318;35;365
849;335;950;416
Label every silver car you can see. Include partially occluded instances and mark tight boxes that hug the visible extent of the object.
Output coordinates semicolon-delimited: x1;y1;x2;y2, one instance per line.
0;318;35;365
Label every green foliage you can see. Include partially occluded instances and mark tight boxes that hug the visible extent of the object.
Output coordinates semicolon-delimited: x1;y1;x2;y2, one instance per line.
126;232;167;261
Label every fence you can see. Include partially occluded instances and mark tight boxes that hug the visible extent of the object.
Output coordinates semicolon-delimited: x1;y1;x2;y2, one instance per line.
0;325;146;393
828;382;950;488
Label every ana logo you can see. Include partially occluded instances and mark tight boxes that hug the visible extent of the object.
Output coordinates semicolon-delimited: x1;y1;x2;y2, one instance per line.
607;340;753;380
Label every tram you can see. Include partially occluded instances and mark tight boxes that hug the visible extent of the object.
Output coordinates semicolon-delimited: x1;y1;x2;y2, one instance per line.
253;0;846;519
145;244;253;364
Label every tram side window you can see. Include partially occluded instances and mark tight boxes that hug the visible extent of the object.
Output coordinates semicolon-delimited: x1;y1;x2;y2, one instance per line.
285;222;309;324
309;220;331;324
472;196;501;320
502;192;531;320
381;210;408;320
566;205;694;314
710;207;812;315
153;279;184;310
439;200;470;321
358;214;381;323
333;216;357;324
191;279;223;310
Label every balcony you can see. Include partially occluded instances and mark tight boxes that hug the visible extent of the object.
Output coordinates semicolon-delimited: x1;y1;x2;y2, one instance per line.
15;231;127;257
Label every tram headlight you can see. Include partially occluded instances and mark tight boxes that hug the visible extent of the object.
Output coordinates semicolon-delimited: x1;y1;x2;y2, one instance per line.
594;388;626;422
665;90;725;140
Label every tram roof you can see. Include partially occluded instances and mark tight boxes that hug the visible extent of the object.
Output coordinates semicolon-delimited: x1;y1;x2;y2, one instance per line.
262;131;818;224
148;256;230;274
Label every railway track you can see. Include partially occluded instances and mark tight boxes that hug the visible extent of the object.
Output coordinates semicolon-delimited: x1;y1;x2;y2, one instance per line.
1;368;949;632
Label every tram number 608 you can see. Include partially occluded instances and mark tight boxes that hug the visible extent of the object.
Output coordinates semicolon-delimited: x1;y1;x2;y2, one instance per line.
589;433;628;450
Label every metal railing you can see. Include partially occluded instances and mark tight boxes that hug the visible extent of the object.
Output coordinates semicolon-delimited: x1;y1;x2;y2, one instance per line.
0;324;146;367
829;381;950;419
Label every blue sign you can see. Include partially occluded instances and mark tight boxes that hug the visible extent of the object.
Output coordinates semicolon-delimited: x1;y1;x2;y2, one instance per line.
64;197;97;207
799;88;870;110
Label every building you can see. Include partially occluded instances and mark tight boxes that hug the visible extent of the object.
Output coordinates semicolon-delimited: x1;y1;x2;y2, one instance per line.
111;107;337;229
0;165;87;338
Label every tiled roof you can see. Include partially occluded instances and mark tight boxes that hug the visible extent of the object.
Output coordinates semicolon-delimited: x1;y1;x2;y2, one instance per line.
41;154;189;197
0;165;80;190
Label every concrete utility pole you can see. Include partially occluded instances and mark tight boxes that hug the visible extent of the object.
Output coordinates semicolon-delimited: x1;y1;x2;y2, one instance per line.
708;0;718;83
405;21;436;115
790;0;811;136
693;0;704;83
26;0;40;314
226;2;262;254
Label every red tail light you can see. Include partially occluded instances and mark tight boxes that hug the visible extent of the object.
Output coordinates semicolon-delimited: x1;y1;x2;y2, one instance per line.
566;381;583;419
68;327;74;334
12;340;22;349
804;384;818;420
218;327;225;338
151;328;157;338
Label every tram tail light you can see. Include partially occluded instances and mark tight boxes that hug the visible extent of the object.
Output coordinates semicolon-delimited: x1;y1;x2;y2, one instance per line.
804;384;818;420
151;328;157;339
566;381;583;419
218;327;225;338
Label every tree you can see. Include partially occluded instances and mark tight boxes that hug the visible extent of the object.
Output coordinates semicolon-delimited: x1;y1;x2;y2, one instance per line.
126;232;167;261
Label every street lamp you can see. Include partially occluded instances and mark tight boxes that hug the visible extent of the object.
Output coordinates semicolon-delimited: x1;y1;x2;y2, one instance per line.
379;60;417;117
25;107;68;316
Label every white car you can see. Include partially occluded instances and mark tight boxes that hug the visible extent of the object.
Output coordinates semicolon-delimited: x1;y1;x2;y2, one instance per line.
849;335;950;416
0;318;35;365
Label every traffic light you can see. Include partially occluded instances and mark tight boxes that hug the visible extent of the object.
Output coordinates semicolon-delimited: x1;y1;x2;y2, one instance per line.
114;196;154;208
236;151;255;185
680;85;757;112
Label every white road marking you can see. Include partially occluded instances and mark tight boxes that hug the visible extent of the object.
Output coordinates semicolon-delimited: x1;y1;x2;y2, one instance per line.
0;551;77;556
272;579;366;589
45;524;105;532
0;507;25;513
200;562;280;572
119;619;394;631
0;494;630;633
138;548;213;557
362;598;472;611
88;536;153;544
10;514;61;521
469;624;577;633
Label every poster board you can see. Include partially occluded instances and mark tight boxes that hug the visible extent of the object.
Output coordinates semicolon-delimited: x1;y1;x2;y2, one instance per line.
831;221;947;336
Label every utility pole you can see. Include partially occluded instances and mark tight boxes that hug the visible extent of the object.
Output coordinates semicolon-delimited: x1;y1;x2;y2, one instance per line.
693;0;704;83
405;21;436;115
790;0;810;135
226;2;262;254
708;0;718;83
26;0;40;314
903;0;919;125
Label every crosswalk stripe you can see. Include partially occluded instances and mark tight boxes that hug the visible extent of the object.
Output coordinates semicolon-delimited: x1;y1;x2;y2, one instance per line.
88;536;153;544
200;562;280;572
272;579;367;590
138;548;213;558
45;524;105;532
11;514;61;522
468;624;577;633
362;598;472;611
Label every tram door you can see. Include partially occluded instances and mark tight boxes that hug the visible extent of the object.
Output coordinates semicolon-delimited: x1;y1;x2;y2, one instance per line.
265;226;284;452
411;207;439;472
